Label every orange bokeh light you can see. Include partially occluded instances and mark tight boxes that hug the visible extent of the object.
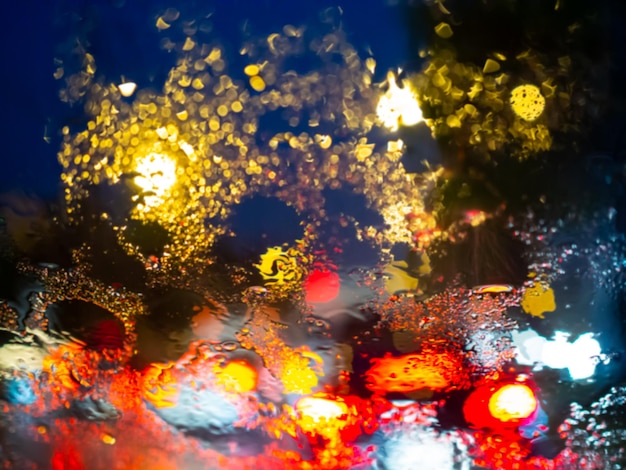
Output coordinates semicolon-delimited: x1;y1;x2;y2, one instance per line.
365;350;464;395
304;269;341;303
215;360;258;393
488;383;537;422
143;363;179;408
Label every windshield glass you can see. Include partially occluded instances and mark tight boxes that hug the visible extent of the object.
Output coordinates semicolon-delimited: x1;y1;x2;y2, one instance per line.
1;1;626;469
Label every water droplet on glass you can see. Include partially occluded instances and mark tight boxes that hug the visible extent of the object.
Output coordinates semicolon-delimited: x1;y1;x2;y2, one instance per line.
221;341;238;351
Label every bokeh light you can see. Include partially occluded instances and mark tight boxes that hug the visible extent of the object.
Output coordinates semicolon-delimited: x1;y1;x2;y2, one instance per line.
295;394;349;434
133;152;177;209
304;268;341;303
215;360;258;393
118;81;137;97
464;380;538;429
488;383;537;423
365;349;464;395
510;84;546;122
377;71;423;131
1;0;624;468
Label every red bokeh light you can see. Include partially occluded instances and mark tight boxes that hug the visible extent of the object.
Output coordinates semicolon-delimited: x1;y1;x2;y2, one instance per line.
51;443;84;470
304;269;340;303
464;380;538;430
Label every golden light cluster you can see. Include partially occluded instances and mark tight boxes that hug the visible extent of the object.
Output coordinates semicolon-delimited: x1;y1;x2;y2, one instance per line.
376;71;423;131
133;151;178;210
407;31;590;161
56;14;431;276
520;278;556;319
412;49;554;157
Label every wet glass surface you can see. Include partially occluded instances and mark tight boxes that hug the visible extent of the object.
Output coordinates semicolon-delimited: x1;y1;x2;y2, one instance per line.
1;0;626;468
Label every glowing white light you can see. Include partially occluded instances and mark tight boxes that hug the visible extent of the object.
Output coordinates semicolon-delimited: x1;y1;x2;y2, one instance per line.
488;384;537;422
512;328;602;380
134;152;177;207
381;432;470;470
179;141;196;158
541;331;573;370
295;396;347;422
568;333;601;380
377;71;423;131
118;81;137;97
511;329;545;366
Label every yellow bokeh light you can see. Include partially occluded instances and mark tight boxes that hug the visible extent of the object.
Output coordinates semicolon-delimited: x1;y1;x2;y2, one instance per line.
250;75;266;92
101;433;116;445
244;64;260;76
255;246;304;287
488;383;537;422
510;84;546;121
521;281;556;318
434;22;453;39
377;71;423;131
295;395;349;434
280;349;323;394
133;152;177;208
215;360;258;393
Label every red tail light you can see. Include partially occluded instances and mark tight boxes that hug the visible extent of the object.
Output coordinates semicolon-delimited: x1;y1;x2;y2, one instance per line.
463;380;538;429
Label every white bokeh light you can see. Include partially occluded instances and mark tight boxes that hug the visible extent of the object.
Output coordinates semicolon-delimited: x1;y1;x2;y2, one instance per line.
512;329;601;380
380;430;470;470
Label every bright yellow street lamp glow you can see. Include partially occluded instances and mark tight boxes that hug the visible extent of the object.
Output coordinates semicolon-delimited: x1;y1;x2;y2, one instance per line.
134;152;177;207
377;71;423;131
